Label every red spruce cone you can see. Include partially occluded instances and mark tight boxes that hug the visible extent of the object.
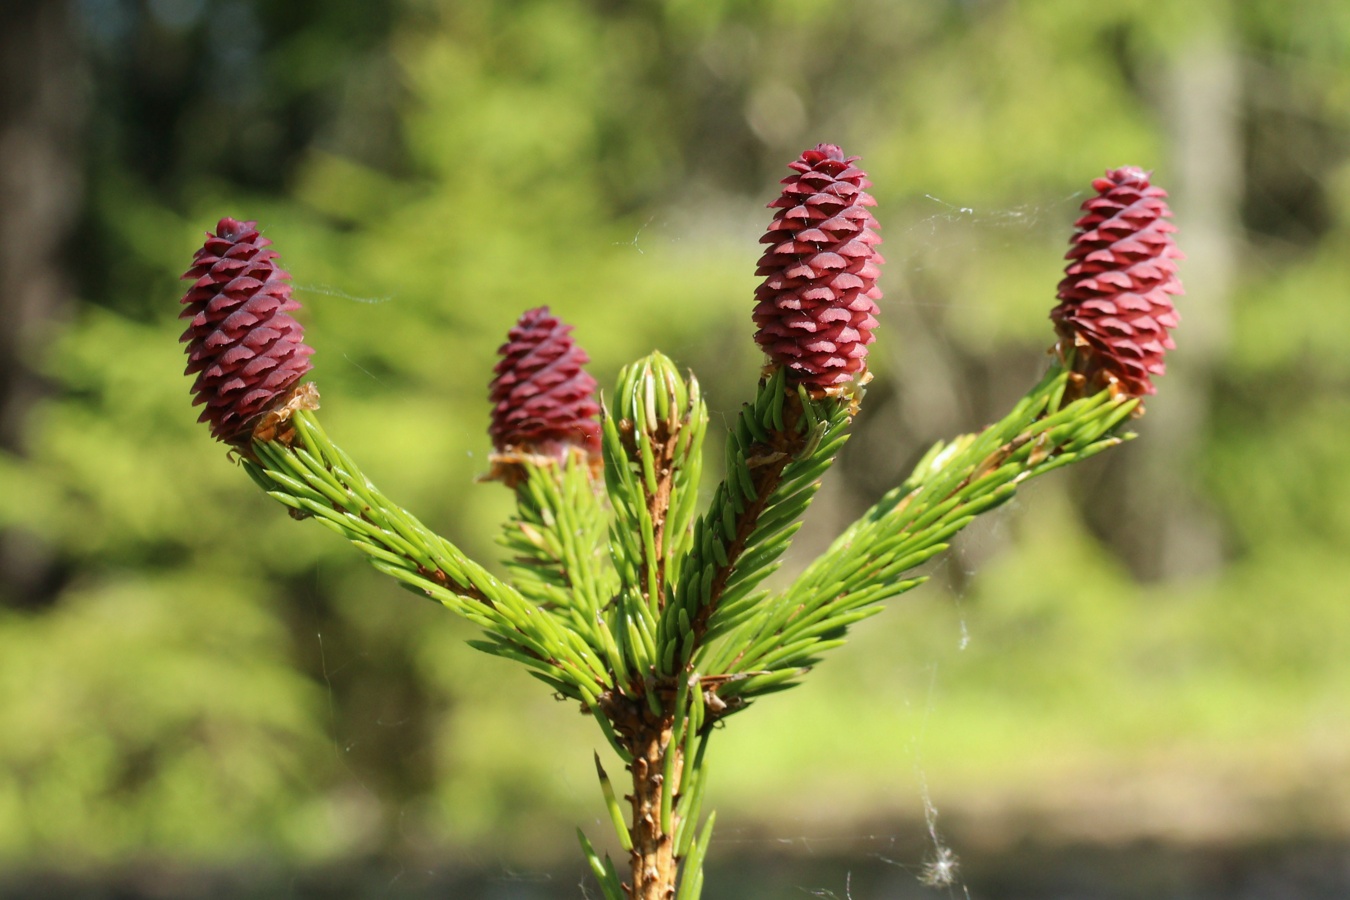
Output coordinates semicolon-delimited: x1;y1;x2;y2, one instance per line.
488;307;601;464
180;218;314;443
1051;167;1182;400
752;143;883;395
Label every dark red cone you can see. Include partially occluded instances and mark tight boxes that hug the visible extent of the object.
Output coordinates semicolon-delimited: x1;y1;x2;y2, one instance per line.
1051;167;1183;400
179;218;314;443
488;307;601;464
752;143;883;396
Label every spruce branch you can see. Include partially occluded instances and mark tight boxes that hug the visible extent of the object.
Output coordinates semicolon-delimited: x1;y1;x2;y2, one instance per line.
713;362;1138;703
497;451;618;640
601;353;707;683
244;405;614;708
605;353;705;612
670;140;886;692
179;155;1182;900
661;372;854;680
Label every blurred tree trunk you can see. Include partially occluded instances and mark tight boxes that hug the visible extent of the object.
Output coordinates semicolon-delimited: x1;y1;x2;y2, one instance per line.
1121;23;1240;580
0;0;84;606
1156;24;1239;578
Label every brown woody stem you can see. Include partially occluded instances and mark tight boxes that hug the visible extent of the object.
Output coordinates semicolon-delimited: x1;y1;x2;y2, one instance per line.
627;716;683;899
598;689;685;900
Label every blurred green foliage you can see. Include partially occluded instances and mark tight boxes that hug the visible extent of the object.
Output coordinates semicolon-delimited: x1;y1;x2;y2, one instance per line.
1;0;1348;877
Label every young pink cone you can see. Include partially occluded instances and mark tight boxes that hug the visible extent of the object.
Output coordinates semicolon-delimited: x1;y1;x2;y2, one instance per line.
180;218;314;443
752;143;883;396
488;307;601;470
1051;167;1183;401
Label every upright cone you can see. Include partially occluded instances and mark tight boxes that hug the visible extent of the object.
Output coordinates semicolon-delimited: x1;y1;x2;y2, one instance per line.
179;218;314;443
488;306;601;465
752;143;883;396
1051;167;1182;400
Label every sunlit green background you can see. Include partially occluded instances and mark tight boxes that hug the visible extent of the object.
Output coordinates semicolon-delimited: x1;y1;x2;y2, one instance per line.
1;0;1347;895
